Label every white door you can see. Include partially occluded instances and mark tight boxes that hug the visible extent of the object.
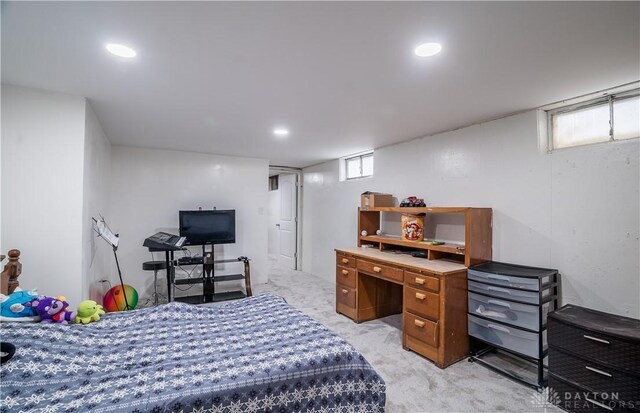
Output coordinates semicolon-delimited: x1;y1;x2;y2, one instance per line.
277;174;297;269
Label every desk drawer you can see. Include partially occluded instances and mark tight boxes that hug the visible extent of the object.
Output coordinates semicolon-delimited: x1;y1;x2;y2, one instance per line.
336;285;356;308
404;312;439;348
336;254;356;268
404;286;439;321
336;267;356;288
405;271;440;292
357;259;403;283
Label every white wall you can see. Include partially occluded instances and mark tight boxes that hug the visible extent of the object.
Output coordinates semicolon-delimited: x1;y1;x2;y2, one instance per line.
1;85;87;305
302;111;640;318
0;94;2;254
81;103;113;302
109;146;269;300
550;141;639;319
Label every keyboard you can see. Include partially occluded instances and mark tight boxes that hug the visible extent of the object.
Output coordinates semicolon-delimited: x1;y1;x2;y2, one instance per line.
143;232;186;251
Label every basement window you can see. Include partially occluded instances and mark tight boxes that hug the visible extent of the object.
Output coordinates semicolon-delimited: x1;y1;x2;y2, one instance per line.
345;152;374;180
546;89;639;151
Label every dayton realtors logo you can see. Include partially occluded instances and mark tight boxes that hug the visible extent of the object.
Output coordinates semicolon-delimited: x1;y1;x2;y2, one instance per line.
530;387;561;411
532;388;638;411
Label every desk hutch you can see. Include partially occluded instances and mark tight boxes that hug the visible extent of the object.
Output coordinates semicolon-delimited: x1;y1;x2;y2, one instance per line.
335;206;492;368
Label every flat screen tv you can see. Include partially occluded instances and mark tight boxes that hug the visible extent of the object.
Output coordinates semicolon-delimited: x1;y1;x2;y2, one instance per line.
179;210;236;245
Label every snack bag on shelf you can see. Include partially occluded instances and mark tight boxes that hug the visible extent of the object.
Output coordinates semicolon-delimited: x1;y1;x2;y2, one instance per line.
401;213;425;242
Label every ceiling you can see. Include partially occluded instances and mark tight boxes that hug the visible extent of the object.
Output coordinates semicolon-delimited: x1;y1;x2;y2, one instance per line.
2;2;639;168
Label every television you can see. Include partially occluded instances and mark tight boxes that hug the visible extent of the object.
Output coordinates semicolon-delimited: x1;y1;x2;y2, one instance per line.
179;210;236;245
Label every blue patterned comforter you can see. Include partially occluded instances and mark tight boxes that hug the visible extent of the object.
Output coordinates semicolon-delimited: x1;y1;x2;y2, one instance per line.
0;293;385;412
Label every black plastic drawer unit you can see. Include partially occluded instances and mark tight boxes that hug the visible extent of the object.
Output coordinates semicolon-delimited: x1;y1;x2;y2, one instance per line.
548;305;640;413
467;261;559;390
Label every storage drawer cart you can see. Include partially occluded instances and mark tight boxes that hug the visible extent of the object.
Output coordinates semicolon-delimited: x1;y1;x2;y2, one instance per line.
548;305;640;413
467;261;559;390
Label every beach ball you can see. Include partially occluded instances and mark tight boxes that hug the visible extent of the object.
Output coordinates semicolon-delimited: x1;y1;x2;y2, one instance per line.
103;284;138;312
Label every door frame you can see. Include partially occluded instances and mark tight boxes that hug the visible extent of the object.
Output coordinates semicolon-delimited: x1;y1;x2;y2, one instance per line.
269;165;302;270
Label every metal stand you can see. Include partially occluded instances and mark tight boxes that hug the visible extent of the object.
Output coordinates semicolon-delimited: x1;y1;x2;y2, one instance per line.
164;250;175;302
170;245;252;304
113;246;132;311
93;216;133;311
150;267;166;306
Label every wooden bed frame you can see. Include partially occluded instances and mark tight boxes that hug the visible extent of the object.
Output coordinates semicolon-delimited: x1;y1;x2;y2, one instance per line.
0;249;21;295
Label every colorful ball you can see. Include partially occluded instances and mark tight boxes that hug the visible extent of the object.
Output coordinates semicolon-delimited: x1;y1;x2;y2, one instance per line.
103;284;138;312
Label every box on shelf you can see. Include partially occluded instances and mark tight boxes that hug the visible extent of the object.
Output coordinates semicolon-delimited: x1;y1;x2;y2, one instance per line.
361;192;394;210
401;213;425;242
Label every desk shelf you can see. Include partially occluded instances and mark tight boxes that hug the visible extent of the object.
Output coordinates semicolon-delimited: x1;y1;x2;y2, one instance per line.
363;206;472;214
359;235;465;255
358;206;491;267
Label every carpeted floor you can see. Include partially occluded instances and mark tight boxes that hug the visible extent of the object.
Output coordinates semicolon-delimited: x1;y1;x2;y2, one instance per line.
252;260;562;413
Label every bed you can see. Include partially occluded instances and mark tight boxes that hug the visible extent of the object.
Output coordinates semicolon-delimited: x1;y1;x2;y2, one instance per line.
0;293;385;412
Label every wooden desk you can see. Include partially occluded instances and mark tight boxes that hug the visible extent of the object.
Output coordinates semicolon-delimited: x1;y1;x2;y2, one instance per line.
335;247;469;368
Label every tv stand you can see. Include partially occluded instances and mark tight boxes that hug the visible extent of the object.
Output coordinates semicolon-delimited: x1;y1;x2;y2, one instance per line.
172;245;252;304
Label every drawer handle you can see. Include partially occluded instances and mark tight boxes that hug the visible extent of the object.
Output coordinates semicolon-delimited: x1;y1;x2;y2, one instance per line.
584;335;610;345
585;397;613;411
341;258;349;264
487;274;511;282
487;286;511;294
373;266;382;273
414;277;425;285
487;299;511;309
415;293;426;300
487;323;510;333
341;270;349;276
414;319;425;328
341;289;349;294
585;366;612;378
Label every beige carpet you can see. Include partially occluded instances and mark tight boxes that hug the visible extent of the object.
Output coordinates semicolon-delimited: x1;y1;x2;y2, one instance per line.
252;260;562;413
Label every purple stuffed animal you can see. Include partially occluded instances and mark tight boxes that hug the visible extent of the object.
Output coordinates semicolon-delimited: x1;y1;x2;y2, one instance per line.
30;297;76;324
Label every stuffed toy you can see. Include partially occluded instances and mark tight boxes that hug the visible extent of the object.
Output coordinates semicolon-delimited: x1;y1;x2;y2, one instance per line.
30;296;76;324
75;300;105;324
0;288;41;322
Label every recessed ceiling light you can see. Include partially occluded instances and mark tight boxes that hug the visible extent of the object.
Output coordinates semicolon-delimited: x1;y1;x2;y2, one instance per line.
273;128;289;137
106;43;137;58
414;43;442;57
